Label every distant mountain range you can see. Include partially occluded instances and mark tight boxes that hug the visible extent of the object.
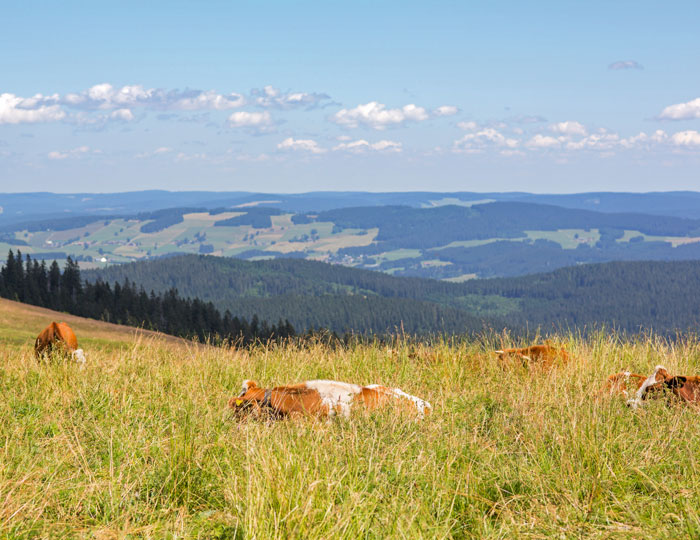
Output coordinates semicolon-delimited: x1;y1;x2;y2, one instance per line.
4;190;700;279
85;254;700;335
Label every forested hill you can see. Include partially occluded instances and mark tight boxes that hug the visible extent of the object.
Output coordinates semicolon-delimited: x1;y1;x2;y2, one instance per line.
86;255;700;335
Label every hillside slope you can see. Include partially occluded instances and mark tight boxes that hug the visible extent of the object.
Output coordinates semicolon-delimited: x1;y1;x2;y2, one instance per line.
0;297;185;349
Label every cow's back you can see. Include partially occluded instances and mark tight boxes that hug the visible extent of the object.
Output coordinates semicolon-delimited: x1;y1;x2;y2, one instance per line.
34;321;78;358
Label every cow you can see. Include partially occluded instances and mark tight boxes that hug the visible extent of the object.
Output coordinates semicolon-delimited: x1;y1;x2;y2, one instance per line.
494;344;569;369
229;379;431;419
598;371;647;399
34;322;86;364
627;365;700;408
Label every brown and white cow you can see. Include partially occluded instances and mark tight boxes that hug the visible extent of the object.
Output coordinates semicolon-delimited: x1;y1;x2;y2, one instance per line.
34;321;86;363
229;379;431;419
495;344;569;369
627;365;700;408
599;371;647;399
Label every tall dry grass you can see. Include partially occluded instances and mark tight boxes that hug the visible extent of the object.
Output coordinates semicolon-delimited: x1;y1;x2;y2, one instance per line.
2;330;700;538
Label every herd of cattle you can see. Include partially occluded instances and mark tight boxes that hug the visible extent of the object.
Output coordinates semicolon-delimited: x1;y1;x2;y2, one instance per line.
32;321;700;418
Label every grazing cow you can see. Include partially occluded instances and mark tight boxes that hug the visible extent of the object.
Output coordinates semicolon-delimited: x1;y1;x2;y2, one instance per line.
627;365;700;408
599;371;647;398
495;344;569;369
34;322;86;363
229;379;431;419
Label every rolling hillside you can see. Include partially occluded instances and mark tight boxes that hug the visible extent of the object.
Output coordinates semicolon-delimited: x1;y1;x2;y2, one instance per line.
7;195;700;279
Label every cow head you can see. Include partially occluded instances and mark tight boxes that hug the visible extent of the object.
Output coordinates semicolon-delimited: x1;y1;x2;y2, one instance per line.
627;365;672;408
229;380;265;412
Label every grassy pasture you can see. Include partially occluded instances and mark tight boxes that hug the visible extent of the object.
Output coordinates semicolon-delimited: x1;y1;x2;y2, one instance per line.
2;299;700;537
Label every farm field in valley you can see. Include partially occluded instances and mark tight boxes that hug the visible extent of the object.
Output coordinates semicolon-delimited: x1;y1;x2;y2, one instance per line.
2;298;700;537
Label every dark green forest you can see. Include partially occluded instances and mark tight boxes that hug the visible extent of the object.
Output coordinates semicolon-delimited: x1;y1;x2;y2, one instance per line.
86;254;700;335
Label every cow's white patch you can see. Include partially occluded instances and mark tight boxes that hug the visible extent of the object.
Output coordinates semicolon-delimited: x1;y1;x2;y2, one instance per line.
72;348;86;364
304;380;362;418
366;384;432;417
628;365;666;409
239;379;255;396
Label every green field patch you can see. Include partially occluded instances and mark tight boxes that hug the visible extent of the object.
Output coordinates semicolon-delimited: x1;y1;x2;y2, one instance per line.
420;259;451;268
430;238;518;250
616;229;700;247
443;273;478;282
375;248;422;262
524;228;600;249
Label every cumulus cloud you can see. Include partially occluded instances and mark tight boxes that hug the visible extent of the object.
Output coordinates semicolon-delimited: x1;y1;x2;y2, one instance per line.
457;121;478;131
333;139;402;153
277;137;326;154
526;134;562;148
227;111;274;131
251;85;330;110
332;101;428;129
135;147;173;158
110;108;134;121
550;121;587;136
671;130;700;146
47;146;94;160
658;97;700;120
608;60;643;70
64;83;246;111
433;105;459;117
453;128;519;153
0;93;65;124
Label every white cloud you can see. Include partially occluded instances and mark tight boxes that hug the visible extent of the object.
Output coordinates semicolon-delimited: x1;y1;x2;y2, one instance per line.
47;146;95;160
332;101;428;129
175;152;207;162
659;97;700;120
251;85;330;109
228;111;274;129
333;139;402;153
0;93;65;124
671;130;700;146
608;60;643;70
110;108;134;121
526;134;561;148
550;121;587;136
565;132;620;151
135;147;173;158
277;137;326;154
453;128;519;153
433;105;459;117
173;90;246;110
457;121;478;131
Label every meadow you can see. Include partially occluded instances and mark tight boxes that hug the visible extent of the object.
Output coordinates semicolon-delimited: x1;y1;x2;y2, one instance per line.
2;298;700;538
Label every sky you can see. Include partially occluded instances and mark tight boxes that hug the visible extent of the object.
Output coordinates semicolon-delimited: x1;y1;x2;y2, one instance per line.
1;0;699;194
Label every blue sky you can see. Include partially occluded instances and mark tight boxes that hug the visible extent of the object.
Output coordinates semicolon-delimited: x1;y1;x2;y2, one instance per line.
1;0;699;193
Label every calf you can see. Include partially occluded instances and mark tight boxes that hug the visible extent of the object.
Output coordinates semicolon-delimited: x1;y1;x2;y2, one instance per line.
34;322;86;363
627;365;700;408
495;344;569;369
229;379;431;419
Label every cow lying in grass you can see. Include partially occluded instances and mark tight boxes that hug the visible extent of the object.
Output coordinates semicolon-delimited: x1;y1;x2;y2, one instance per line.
229;379;431;419
627;365;700;408
495;344;569;369
35;321;86;364
599;371;647;399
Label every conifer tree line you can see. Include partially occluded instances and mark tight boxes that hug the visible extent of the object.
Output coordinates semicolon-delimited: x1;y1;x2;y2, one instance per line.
0;250;295;345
